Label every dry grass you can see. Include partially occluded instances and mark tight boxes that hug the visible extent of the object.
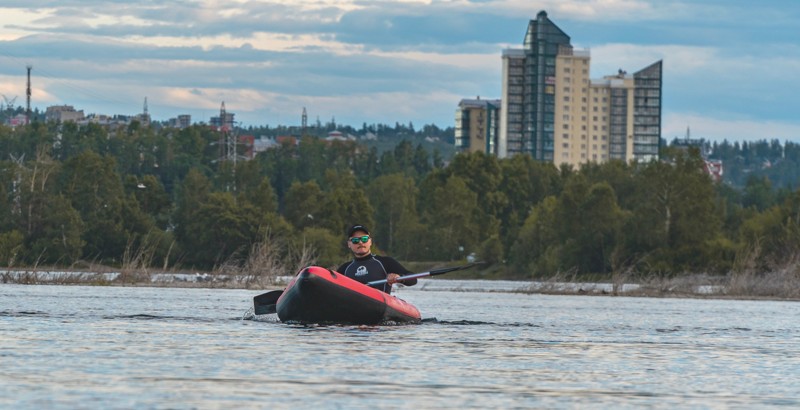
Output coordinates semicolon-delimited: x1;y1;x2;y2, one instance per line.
4;242;800;301
216;231;318;289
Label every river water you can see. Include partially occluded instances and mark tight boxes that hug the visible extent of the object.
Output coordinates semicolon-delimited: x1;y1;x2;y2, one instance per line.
1;282;798;409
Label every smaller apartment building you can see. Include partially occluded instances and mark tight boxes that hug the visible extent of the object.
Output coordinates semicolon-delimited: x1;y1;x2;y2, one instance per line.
455;98;501;154
45;105;85;123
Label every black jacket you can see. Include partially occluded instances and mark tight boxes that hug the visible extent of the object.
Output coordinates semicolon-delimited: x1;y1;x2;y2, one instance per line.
337;254;417;294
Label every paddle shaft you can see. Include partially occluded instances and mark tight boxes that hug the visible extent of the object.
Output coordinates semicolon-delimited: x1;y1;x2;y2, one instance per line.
366;262;480;286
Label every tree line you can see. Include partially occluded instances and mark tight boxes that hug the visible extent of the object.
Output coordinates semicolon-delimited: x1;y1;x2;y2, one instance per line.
0;120;797;279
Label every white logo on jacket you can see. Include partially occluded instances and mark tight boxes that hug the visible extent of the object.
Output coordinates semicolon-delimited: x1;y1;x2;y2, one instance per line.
355;266;368;277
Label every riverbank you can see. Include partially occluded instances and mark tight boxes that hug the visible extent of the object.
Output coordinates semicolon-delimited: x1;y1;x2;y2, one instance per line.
2;267;799;301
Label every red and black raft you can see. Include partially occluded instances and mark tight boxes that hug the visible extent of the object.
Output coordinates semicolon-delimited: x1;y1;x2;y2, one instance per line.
274;266;421;325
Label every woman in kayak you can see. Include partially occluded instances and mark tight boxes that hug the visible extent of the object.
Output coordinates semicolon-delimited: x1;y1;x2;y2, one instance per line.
337;224;418;294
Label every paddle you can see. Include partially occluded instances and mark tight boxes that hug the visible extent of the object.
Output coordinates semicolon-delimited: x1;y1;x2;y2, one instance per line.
366;262;483;286
253;289;283;315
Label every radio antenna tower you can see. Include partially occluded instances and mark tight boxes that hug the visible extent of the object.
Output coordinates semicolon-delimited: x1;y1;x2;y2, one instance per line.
142;97;151;126
26;65;32;124
217;101;239;192
301;107;308;136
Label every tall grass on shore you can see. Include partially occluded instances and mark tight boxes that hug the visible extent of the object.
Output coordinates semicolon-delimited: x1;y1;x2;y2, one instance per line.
216;232;318;289
3;238;800;299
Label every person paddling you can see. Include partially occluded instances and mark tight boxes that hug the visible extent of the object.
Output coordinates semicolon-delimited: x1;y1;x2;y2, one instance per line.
337;224;417;294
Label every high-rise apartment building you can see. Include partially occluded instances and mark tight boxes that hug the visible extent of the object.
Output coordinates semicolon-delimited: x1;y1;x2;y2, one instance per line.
497;11;663;166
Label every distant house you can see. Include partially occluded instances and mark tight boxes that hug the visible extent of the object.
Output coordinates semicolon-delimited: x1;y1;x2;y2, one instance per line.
326;131;345;141
253;136;280;154
7;114;28;127
239;135;255;159
325;131;356;142
704;160;724;182
276;135;299;146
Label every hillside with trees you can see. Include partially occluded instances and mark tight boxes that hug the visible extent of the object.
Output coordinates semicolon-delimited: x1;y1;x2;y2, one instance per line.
1;120;798;285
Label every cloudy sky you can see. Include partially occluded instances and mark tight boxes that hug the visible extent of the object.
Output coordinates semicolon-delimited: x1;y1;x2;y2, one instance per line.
0;0;798;143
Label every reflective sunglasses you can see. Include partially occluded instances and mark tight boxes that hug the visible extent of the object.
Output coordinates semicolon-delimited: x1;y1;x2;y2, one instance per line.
349;235;370;244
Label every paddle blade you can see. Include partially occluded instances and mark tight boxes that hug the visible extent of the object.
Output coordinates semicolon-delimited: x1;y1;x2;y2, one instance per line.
253;290;283;315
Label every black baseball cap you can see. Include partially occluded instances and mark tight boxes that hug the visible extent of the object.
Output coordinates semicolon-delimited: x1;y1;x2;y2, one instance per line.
347;224;370;237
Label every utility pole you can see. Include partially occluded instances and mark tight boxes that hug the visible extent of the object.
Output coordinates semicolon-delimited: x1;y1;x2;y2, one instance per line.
301;107;308;136
26;65;32;124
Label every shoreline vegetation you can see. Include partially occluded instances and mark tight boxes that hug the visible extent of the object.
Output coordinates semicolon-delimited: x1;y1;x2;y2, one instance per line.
3;232;799;301
3;262;799;302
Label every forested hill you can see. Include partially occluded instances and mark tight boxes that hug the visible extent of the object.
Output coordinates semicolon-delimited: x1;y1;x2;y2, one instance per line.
678;138;800;190
1;119;798;281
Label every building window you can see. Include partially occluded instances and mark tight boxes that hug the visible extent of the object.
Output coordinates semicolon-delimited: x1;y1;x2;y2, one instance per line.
563;114;570;121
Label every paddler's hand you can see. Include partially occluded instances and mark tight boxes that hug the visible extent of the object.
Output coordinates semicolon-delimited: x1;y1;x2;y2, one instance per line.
386;273;401;284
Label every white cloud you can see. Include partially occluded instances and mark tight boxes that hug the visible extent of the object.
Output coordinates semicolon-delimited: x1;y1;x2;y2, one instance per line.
1;0;798;140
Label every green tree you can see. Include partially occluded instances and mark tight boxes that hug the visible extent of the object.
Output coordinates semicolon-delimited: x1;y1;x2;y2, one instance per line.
419;175;480;260
173;168;212;254
510;196;560;277
628;151;723;273
297;226;347;268
498;155;559;258
181;192;261;268
367;173;418;253
742;175;775;211
124;174;172;229
58;151;129;262
22;194;84;265
284;180;324;230
317;170;374;235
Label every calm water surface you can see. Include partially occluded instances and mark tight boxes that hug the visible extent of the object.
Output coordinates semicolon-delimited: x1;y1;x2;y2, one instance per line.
1;282;798;409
